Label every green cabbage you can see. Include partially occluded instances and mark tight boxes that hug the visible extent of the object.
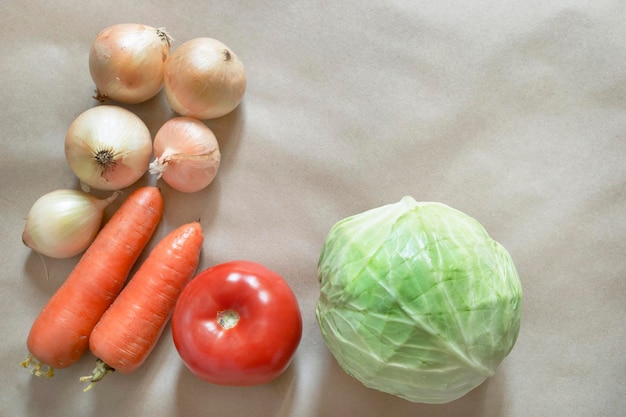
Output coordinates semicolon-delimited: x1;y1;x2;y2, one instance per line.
316;196;522;404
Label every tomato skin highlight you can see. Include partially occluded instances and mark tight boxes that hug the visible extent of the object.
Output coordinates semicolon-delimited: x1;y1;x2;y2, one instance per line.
172;260;302;386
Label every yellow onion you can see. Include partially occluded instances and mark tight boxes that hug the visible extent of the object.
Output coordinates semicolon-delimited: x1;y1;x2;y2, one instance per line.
65;105;152;191
164;38;246;120
89;23;172;104
148;117;221;193
22;189;120;259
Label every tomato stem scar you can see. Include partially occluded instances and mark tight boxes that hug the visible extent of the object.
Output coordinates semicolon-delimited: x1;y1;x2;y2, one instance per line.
217;309;240;329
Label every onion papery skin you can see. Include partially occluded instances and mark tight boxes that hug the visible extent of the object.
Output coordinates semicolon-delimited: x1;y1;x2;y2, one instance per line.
164;38;246;120
149;117;221;193
89;23;172;104
65;105;153;191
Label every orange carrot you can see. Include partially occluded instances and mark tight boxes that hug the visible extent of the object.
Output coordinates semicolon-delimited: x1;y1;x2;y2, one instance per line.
22;186;163;377
80;221;204;391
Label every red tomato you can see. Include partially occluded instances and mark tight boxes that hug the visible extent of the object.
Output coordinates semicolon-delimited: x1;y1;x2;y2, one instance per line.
171;260;303;386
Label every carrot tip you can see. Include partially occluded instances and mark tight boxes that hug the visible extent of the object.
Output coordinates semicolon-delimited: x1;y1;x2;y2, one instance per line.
21;353;54;378
80;359;115;392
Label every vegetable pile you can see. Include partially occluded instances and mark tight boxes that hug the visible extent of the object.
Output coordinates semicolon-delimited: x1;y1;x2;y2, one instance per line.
316;196;523;404
23;186;164;376
22;23;246;260
20;21;523;406
21;23;301;389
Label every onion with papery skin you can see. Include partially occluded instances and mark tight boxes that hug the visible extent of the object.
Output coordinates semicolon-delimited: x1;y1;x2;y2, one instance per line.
164;37;246;120
89;23;172;104
65;105;152;191
22;189;120;259
149;117;221;193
